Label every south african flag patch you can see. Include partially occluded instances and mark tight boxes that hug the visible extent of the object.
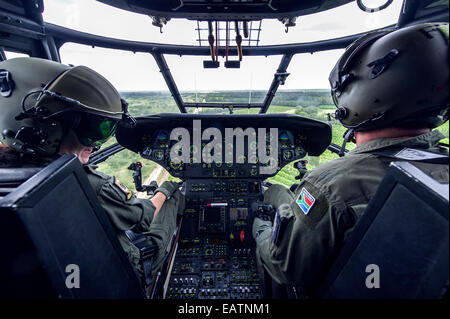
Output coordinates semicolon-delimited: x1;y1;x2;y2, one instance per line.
296;188;315;215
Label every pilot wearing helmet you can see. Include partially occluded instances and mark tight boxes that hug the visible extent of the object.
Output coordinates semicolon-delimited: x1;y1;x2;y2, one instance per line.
0;57;184;286
252;23;449;296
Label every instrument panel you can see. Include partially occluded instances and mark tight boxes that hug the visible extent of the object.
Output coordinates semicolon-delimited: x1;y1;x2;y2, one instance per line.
165;178;265;299
115;114;331;299
141;128;305;178
116;113;331;179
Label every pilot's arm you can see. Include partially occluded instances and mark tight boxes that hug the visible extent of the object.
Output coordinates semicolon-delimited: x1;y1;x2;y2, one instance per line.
85;164;158;232
84;165;182;231
84;165;185;274
252;181;352;292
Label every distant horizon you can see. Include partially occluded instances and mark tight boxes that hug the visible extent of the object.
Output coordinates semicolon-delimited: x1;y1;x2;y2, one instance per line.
120;88;331;93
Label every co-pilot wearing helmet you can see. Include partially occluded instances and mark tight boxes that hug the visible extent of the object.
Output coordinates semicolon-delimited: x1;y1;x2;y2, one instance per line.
0;57;184;286
252;23;449;295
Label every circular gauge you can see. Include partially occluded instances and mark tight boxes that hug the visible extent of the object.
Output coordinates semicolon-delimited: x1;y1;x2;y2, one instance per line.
283;150;293;161
225;151;233;163
155;130;169;147
295;146;306;158
225;142;234;151
142;147;152;158
190;144;198;154
216;143;223;150
226;162;233;168
279;131;290;148
237;155;247;164
268;157;278;170
153;149;164;161
261;157;278;171
248;155;258;164
169;161;183;170
190;145;200;163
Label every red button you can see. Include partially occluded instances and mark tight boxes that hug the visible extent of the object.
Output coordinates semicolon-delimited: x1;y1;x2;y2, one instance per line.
240;230;245;242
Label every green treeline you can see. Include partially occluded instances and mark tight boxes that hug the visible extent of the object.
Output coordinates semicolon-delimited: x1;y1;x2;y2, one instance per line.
121;89;334;116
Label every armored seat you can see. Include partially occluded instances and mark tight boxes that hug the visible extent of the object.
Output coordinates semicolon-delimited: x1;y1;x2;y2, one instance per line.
0;167;41;199
0;155;146;298
314;161;449;299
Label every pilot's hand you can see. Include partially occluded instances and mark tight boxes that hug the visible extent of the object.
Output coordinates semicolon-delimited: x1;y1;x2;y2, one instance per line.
252;217;272;243
155;181;180;200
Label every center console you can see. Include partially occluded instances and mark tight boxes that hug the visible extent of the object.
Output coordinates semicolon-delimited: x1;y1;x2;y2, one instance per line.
166;179;264;299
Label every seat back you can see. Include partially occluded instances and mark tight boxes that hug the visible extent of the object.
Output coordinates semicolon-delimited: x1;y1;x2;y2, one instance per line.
0;155;145;298
315;161;449;299
0;167;41;198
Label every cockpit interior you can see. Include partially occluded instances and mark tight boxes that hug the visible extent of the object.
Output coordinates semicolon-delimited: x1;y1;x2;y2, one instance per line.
0;0;448;301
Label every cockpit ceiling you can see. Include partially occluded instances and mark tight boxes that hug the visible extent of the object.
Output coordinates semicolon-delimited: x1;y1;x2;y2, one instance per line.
97;0;355;20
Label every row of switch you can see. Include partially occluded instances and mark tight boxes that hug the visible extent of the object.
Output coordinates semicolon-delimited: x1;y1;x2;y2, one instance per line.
203;244;228;256
203;262;227;270
167;287;197;299
200;288;229;297
191;181;254;194
177;247;201;257
233;248;252;255
231;272;260;283
172;277;198;285
190;183;210;192
231;285;260;294
173;287;196;294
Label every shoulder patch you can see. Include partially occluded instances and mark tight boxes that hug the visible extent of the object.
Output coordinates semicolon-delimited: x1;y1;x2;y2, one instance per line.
296;187;315;215
394;148;448;161
114;177;133;200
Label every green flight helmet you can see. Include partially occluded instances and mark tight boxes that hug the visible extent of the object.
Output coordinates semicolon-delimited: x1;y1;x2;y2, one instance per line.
329;23;449;131
0;57;125;156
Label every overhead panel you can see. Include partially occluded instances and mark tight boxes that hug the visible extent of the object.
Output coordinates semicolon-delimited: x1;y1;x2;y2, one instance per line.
97;0;355;20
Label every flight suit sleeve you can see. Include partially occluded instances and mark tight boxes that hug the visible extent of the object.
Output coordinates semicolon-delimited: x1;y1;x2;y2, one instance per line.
94;173;157;233
143;189;186;273
262;184;296;209
255;181;351;291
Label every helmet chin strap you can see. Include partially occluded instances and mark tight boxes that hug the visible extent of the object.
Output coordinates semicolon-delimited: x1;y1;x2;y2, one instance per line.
340;128;355;157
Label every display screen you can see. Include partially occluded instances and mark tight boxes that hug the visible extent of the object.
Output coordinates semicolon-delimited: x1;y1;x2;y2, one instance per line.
204;207;222;223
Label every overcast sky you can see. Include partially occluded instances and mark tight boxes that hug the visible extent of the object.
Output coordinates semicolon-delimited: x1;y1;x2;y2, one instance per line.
40;0;403;92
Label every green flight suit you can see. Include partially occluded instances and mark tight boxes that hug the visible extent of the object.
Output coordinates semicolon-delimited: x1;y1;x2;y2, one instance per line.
84;165;185;281
255;130;449;293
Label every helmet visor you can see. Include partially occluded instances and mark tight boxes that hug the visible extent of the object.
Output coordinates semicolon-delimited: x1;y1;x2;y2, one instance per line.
74;112;118;147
